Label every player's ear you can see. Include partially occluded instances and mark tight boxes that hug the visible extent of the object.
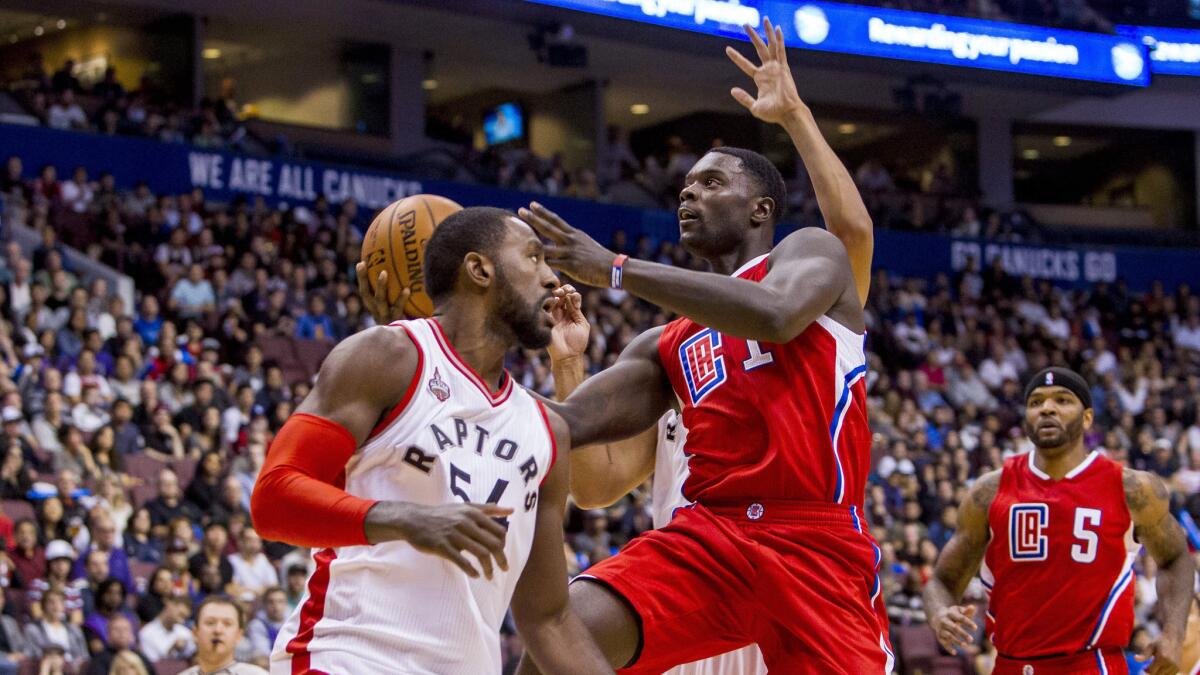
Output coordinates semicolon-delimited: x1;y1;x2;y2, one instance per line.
1082;407;1094;431
462;252;494;292
750;197;774;228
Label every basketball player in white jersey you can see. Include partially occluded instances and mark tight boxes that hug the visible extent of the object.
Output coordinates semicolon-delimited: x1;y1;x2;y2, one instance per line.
251;207;613;675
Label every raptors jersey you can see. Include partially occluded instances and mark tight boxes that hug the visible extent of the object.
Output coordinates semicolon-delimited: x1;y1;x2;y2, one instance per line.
657;253;871;507
271;318;556;675
983;451;1137;659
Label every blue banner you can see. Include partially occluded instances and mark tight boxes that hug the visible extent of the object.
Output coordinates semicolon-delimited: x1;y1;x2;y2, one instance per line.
2;124;1196;292
1118;25;1200;76
526;0;1150;85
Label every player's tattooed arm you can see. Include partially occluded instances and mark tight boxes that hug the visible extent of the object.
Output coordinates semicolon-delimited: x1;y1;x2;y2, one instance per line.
1125;468;1194;675
510;413;616;675
546;326;673;449
924;469;999;653
726;19;874;307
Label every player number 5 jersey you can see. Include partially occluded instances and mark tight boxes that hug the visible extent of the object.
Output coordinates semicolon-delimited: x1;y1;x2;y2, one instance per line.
271;318;556;675
983;451;1136;658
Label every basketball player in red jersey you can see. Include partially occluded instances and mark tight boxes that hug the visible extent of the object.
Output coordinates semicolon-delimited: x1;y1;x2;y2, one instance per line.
924;368;1194;675
516;19;891;674
251;208;612;674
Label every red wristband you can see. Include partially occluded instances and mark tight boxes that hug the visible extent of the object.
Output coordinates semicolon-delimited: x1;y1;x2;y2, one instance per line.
611;254;629;289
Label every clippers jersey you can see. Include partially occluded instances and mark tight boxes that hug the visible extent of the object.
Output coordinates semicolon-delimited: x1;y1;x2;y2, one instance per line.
983;451;1136;659
271;318;556;675
657;253;870;508
650;410;769;675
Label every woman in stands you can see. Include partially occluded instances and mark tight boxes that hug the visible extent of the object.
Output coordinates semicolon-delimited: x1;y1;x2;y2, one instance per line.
183;451;224;514
36;497;68;545
135;567;173;625
123;509;160;565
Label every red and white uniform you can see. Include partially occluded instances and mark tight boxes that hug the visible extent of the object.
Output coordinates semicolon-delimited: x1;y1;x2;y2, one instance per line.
271;319;556;675
650;410;767;675
582;254;892;674
983;450;1137;674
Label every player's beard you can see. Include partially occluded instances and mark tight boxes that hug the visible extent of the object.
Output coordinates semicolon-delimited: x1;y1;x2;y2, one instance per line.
494;268;551;350
1026;414;1085;451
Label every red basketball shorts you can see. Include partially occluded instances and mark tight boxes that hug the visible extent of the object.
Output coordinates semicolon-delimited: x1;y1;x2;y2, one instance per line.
993;647;1128;675
576;501;894;675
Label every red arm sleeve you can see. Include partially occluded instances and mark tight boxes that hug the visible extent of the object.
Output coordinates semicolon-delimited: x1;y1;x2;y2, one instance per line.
251;413;378;548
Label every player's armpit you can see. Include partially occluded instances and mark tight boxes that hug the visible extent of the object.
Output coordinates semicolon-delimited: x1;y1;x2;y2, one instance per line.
549;326;672;449
511;414;616;674
570;425;657;510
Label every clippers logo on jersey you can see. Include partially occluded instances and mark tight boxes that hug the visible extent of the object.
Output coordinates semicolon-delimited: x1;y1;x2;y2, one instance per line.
678;328;727;405
1009;503;1049;561
428;367;450;402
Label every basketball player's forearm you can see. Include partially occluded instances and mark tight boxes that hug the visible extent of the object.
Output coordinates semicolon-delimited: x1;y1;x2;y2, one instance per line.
922;576;961;621
1156;553;1196;642
781;108;871;236
782;108;874;303
550;356;586;401
621;259;828;343
521;612;614;674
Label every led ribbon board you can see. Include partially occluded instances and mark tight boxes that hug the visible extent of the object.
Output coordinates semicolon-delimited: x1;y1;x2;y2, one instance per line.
1118;25;1200;76
525;0;1151;86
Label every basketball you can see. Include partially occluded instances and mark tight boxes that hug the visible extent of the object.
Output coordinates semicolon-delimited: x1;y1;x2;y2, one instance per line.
360;194;463;318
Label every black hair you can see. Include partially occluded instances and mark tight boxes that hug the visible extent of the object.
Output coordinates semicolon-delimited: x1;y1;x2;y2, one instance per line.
423;207;514;303
707;147;787;224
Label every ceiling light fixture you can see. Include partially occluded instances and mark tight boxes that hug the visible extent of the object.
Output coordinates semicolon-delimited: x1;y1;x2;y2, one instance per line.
630;103;650;115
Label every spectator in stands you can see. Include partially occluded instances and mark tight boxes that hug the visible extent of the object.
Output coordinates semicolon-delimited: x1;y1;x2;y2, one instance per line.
138;595;194;663
49;60;80;94
144;470;196;539
295;294;335;340
169;263;216;320
85;613;151;674
132;296;164;349
82;578;137;652
122;507;159;565
245;587;286;668
24;590;87;664
76;548;110;617
188;522;232;594
59;167;94;215
10;519;43;584
0;590;31;673
92;67;125;103
184;451;224;515
282;564;306;613
142;406;185;462
180;597;267;675
72;512;132;590
35;499;68;546
227;527;274;600
46;91;87;132
855;158;895;193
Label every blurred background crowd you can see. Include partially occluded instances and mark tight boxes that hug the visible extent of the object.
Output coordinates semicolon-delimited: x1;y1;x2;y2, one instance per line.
0;148;1196;674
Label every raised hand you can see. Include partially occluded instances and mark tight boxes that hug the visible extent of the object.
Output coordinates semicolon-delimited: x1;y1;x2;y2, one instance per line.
930;604;977;654
518;203;615;289
725;18;805;125
355;261;411;325
547;284;589;363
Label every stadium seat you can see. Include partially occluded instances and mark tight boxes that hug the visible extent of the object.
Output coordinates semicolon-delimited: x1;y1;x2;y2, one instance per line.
154;658;191;675
1;499;35;523
125;454;168;485
130;559;159;593
893;624;940;674
131;484;159;509
172;457;198;488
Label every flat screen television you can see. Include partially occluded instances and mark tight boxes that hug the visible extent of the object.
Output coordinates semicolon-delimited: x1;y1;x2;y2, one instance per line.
483;102;524;146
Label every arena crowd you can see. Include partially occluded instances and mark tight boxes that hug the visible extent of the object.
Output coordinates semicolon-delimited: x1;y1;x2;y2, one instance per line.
0;139;1197;674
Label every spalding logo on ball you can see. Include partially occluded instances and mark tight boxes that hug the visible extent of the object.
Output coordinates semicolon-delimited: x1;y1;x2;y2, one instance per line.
361;194;463;318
